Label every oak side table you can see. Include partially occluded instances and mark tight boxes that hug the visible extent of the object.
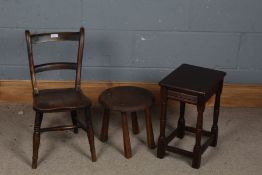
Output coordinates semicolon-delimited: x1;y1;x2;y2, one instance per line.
157;64;226;169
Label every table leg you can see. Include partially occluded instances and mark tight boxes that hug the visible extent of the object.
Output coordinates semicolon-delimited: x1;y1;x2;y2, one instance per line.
192;103;205;169
177;102;186;139
157;87;168;158
211;80;223;147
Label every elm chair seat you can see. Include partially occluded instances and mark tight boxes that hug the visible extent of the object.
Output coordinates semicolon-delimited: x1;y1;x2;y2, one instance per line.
33;88;91;112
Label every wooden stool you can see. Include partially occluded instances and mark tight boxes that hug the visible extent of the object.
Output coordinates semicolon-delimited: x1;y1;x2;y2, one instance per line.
99;86;156;158
157;64;226;169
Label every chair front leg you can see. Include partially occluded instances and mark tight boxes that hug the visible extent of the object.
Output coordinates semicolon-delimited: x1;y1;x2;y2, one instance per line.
84;108;97;162
32;111;43;169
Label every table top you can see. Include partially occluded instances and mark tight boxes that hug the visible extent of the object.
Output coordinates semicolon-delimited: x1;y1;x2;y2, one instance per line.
159;64;226;96
99;86;154;112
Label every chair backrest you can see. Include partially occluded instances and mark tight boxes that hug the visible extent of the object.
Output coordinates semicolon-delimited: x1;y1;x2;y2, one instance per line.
25;27;85;95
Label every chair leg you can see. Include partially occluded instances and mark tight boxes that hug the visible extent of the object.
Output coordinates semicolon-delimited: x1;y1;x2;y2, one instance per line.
177;102;186;139
131;112;139;135
84;108;97;162
71;110;78;134
32;111;43;169
121;112;132;158
100;108;110;142
144;108;155;149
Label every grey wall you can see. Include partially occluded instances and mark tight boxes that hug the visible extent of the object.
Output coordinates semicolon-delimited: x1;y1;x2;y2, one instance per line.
0;0;262;83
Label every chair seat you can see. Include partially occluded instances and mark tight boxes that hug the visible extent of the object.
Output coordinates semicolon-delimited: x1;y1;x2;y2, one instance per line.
33;88;91;112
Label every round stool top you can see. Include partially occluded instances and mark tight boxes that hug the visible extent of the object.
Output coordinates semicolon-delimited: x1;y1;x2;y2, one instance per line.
99;86;154;112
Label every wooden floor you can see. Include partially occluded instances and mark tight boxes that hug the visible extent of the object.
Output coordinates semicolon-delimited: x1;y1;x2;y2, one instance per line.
0;80;262;107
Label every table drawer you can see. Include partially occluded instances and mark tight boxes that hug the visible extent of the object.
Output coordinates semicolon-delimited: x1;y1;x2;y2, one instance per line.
168;91;197;104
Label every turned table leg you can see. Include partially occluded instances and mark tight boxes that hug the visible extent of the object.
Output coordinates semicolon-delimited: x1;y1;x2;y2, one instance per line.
177;102;186;139
157;87;168;158
192;103;205;169
211;81;223;147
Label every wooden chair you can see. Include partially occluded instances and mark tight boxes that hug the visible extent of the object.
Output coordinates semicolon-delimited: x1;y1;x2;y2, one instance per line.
25;27;96;169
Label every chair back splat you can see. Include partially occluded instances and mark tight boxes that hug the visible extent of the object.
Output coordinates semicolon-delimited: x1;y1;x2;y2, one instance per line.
25;27;85;94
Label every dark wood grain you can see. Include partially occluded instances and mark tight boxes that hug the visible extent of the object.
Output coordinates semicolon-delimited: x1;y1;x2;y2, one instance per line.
160;64;226;98
99;86;154;112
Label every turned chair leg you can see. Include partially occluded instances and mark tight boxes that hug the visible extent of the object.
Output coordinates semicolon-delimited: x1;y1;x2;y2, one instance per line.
100;108;110;142
131;112;139;135
121;112;132;158
84;108;97;162
32;111;43;169
177;102;186;139
71;110;78;134
144;108;155;149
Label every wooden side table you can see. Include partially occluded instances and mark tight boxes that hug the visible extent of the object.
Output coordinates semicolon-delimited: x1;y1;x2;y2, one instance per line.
157;64;226;169
99;86;155;158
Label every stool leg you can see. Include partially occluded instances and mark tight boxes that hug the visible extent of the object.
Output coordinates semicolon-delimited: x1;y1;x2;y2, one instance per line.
144;108;156;149
71;110;78;134
131;112;139;135
85;108;97;162
100;108;110;142
211;81;223;147
157;87;168;158
177;102;186;139
32;111;43;169
121;112;132;158
192;104;205;169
